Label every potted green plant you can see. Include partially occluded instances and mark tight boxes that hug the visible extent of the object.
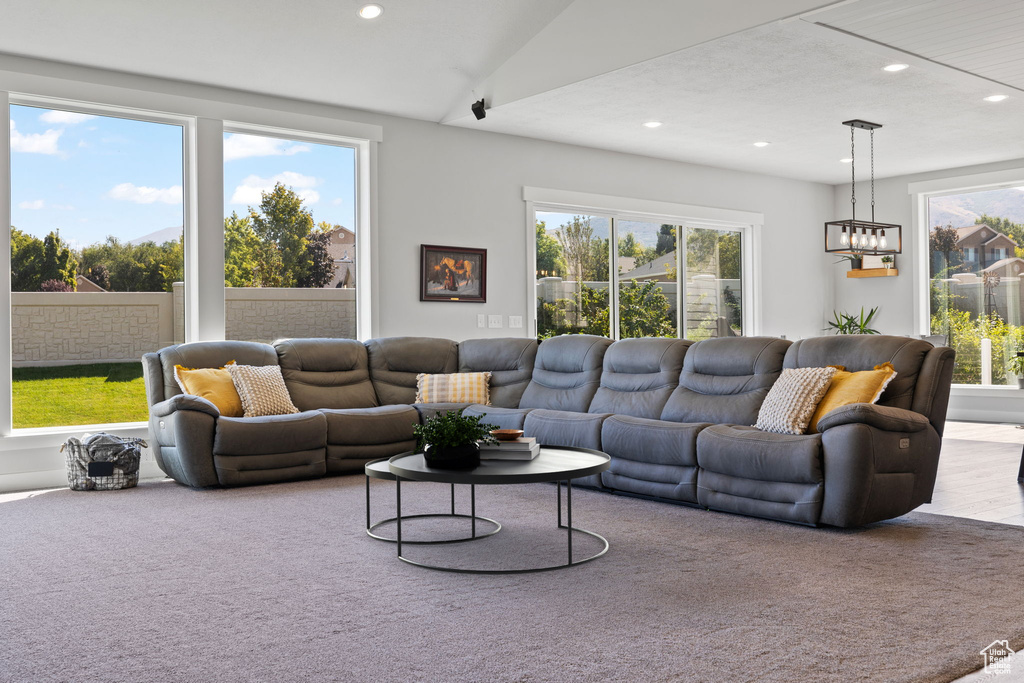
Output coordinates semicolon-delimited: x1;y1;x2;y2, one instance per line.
1009;354;1024;389
881;255;894;270
412;409;497;470
828;306;880;335
835;253;863;270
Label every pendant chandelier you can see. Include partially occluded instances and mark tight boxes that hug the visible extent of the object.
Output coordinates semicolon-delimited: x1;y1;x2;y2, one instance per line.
824;119;902;256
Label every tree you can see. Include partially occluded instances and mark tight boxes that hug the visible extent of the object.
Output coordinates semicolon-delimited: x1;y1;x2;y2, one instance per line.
10;227;43;292
297;224;337;288
40;279;74;292
535;222;565;276
556;216;595;325
718;232;741;280
618;232;640;258
618;280;674;338
224;212;260;287
633;246;659;268
39;231;78;290
249;183;315;287
930;224;961;276
656;225;676;255
975;214;1024;247
79;237;178;292
591;237;609;281
85;264;111;291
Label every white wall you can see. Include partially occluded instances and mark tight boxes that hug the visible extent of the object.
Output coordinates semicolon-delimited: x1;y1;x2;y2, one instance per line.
0;54;834;491
831;157;1024;422
378;117;834;340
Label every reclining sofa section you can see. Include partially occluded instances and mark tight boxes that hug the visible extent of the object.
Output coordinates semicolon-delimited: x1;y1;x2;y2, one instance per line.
142;333;955;528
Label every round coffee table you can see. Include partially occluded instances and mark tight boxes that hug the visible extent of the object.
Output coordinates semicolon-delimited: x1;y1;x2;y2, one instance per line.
388;447;610;574
363;458;500;544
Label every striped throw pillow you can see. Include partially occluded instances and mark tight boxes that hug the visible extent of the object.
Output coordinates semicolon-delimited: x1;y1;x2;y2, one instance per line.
415;372;491;405
226;363;300;417
755;367;837;435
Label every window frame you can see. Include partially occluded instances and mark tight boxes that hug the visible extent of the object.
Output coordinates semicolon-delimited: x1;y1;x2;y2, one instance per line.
524;187;762;340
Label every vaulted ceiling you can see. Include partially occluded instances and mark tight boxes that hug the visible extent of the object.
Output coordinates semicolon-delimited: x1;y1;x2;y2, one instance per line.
0;0;1020;184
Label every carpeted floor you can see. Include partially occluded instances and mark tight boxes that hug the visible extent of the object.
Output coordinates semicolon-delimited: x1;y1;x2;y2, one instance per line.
3;476;1024;683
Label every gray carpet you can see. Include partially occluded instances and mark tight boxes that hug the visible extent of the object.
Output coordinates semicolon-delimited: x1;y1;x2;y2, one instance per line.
3;476;1024;683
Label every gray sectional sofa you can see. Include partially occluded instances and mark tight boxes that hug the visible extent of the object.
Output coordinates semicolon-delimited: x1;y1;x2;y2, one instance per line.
142;333;955;528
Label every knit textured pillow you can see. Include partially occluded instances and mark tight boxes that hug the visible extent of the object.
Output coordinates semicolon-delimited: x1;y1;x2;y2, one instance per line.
755;366;837;435
415;372;491;405
226;364;300;417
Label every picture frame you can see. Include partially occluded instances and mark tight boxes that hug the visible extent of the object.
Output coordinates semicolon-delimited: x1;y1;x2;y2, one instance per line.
420;244;487;303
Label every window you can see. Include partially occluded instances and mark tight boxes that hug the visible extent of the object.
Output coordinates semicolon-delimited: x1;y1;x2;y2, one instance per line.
926;186;1024;385
535;207;747;340
9;103;185;428
222;129;357;343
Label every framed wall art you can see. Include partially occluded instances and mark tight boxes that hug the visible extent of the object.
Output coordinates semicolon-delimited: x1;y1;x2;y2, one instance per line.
420;244;487;303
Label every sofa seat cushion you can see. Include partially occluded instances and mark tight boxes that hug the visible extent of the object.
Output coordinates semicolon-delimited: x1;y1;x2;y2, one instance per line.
322;405;418;446
212;410;327;487
214;410;326;455
523;409;611;489
600;415;710;504
463;404;532;430
696;425;824;525
413;403;472;422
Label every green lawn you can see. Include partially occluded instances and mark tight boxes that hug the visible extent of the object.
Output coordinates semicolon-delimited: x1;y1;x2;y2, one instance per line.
13;363;148;429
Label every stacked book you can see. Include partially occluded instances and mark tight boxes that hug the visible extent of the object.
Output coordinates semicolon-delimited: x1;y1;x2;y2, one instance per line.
479;436;540;460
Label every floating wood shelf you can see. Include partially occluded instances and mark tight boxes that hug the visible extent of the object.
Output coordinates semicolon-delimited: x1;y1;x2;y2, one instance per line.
847;268;898;278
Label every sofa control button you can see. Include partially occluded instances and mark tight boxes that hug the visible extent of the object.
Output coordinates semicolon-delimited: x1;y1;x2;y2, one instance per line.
159;421;165;430
899;438;910;449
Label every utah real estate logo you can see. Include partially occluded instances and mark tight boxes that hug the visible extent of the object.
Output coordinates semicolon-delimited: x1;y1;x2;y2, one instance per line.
980;640;1014;676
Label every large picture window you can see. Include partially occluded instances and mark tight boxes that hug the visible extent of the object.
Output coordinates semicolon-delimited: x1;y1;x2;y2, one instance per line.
9;103;185;428
222;129;357;343
535;208;746;340
927;185;1024;385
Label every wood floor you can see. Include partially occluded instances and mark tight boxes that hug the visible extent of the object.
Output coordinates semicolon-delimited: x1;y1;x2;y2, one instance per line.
920;421;1024;527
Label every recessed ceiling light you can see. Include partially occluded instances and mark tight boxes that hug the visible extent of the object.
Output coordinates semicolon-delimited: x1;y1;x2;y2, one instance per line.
643;121;662;128
840;158;853;163
753;141;770;147
984;94;1009;102
358;4;383;19
883;63;909;72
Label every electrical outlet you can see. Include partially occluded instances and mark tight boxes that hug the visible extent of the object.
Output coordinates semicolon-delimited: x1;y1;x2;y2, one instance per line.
509;315;523;329
488;314;503;329
477;314;486;328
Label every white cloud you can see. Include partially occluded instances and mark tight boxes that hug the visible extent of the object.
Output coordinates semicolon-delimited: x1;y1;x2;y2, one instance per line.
230;172;320;205
223;134;311;161
10;121;62;155
331;198;345;206
17;199;44;210
108;182;183;204
39;111;96;125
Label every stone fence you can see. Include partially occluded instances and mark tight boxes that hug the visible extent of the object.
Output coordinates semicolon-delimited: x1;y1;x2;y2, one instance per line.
12;285;356;367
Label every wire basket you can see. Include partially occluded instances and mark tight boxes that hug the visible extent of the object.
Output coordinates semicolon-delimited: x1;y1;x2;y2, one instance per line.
61;433;147;491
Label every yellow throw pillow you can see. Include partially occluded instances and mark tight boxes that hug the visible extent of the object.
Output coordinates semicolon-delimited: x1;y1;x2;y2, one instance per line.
173;364;244;417
807;363;897;433
415;372;491;405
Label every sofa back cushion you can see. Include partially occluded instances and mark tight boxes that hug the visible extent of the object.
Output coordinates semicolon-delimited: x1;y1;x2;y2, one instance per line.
519;335;612;412
783;335;933;411
157;341;278;402
660;336;791;425
365;336;458;405
458;338;538;408
588;338;692;419
275;338;378;411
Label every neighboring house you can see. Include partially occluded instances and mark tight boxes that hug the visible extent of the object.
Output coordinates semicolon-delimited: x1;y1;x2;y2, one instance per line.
955;223;1017;272
324;225;356;288
981;257;1024;279
75;275;106;292
618;250;677;282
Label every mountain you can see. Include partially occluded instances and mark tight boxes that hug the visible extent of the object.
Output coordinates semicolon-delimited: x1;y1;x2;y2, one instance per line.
130;226;183;245
927;188;1024;229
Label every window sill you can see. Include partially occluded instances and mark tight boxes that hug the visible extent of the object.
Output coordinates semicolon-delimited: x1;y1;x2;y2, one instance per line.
0;422;148;451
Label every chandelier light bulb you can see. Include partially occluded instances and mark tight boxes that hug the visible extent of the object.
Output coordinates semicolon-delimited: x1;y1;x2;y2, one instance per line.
840;228;849;247
879;231;887;249
851;231;859;247
869;231;878;249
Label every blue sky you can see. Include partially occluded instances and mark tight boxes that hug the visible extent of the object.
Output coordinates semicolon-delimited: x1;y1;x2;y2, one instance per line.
9;104;356;247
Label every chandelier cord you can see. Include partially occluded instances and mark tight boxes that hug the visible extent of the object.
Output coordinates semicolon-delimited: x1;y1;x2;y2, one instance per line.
850;125;856;221
870;128;875;223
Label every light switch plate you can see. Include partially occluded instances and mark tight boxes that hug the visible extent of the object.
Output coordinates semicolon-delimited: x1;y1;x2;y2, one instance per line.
509;315;523;329
488;314;503;328
477;314;486;328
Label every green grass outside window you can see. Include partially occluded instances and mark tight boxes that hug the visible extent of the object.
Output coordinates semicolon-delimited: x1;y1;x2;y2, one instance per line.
12;363;148;429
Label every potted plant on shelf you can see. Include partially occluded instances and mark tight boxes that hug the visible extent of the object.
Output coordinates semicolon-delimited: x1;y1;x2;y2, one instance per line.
828;306;880;335
834;253;863;271
881;255;894;270
412;409;497;470
1009;353;1024;389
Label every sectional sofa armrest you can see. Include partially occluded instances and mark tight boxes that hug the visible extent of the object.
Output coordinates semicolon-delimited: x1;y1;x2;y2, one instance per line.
816;403;929;434
150;394;221;419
